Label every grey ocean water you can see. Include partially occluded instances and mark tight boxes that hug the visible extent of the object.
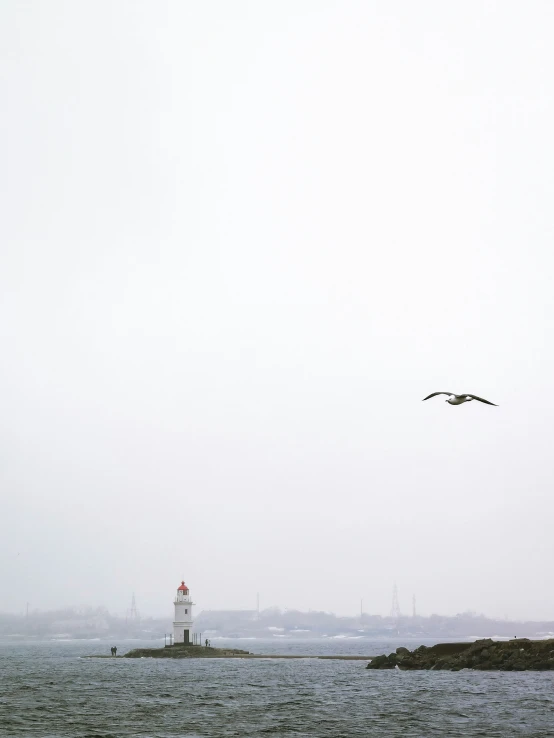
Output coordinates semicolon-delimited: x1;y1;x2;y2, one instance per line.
1;638;553;737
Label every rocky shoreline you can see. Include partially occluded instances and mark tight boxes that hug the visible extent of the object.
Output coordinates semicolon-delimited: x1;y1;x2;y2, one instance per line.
366;639;554;671
123;644;251;658
88;645;375;660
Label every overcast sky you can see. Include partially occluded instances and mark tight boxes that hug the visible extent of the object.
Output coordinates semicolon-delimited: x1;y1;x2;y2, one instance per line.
1;1;554;621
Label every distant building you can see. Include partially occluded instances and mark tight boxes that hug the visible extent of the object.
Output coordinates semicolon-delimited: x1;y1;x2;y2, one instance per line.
173;580;194;644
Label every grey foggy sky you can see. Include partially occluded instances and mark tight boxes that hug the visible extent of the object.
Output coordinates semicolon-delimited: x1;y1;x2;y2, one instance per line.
1;1;554;621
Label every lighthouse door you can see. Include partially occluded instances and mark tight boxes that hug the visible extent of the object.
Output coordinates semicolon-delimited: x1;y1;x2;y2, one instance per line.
184;629;190;645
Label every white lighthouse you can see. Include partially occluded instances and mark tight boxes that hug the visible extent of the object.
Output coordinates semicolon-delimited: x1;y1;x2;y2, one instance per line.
173;580;194;644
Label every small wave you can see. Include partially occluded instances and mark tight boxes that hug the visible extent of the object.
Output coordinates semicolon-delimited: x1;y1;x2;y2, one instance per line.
465;635;511;641
330;634;364;640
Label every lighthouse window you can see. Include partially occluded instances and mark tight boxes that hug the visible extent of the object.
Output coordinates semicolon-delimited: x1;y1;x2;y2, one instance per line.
185;609;188;614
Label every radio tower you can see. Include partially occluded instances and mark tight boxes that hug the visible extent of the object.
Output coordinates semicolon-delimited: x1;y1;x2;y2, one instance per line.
129;592;139;621
390;584;401;620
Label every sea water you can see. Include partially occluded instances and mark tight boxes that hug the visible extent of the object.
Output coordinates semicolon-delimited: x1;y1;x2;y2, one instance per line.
1;638;553;737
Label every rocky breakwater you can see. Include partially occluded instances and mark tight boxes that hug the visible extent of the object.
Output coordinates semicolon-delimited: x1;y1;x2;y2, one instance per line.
366;639;554;671
124;644;251;659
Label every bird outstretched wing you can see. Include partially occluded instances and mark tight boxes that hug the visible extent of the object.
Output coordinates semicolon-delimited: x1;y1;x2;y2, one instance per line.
464;394;498;406
422;392;453;401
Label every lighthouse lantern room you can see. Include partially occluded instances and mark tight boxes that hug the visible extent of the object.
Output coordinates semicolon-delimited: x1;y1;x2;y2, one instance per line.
173;580;194;644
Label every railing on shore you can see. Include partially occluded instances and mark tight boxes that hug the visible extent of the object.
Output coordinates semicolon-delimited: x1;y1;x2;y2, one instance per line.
164;632;210;647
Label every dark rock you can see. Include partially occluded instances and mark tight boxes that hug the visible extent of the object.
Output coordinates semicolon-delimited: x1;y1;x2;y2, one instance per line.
366;639;554;672
366;654;395;669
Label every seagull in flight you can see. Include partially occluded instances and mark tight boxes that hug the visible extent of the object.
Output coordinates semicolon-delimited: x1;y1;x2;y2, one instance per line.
422;392;498;406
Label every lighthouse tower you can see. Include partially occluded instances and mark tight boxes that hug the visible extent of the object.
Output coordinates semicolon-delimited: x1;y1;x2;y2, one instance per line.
173;580;194;644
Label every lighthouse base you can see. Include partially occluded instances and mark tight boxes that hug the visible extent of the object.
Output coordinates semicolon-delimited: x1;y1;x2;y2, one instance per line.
173;624;191;644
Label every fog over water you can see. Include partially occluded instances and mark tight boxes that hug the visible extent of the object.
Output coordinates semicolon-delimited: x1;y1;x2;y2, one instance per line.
1;1;554;621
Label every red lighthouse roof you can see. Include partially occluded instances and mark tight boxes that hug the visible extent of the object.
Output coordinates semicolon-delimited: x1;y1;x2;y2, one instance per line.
177;581;189;592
